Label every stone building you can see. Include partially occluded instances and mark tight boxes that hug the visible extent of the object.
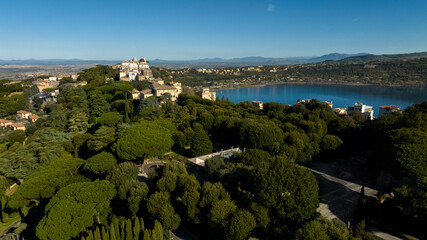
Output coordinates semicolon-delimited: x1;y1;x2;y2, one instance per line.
118;57;153;81
200;88;216;101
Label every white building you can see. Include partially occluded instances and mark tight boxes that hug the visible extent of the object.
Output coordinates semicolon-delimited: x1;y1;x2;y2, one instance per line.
200;88;216;101
347;102;374;120
118;57;153;81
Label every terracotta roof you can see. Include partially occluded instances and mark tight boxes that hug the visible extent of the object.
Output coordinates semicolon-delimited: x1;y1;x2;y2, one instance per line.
153;84;176;91
17;110;31;114
29;115;41;120
0;119;12;123
379;105;401;110
11;122;25;128
140;89;153;94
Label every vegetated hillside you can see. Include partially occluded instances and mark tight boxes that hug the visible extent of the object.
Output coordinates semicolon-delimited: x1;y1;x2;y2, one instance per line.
289;58;427;85
172;58;427;86
0;65;426;239
338;51;427;63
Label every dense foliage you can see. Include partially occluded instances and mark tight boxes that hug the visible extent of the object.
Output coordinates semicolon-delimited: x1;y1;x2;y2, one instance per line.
0;65;425;240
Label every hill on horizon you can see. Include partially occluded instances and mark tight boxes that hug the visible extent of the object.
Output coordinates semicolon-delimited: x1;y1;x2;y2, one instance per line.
337;51;427;63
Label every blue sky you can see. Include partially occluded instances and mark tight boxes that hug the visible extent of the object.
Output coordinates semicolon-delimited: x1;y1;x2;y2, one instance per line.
1;0;427;60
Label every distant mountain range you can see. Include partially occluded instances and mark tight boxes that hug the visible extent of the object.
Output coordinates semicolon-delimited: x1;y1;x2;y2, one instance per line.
149;53;370;68
1;52;427;69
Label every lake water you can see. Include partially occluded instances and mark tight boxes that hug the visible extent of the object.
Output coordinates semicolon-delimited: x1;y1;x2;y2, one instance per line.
215;84;427;116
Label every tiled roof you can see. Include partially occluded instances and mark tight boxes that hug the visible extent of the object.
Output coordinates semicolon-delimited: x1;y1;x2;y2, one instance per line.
0;119;12;123
29;115;41;119
379;105;401;110
17;110;31;114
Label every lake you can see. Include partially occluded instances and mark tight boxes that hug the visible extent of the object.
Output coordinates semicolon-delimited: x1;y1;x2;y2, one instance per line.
215;84;427;116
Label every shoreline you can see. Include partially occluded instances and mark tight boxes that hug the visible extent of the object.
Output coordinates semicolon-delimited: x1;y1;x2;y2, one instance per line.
211;81;426;91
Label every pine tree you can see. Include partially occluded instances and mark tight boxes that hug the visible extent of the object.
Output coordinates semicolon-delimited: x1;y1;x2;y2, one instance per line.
125;218;133;240
133;217;140;240
94;226;102;240
110;224;117;240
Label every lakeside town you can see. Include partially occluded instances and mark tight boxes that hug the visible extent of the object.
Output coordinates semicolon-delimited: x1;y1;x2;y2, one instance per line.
0;57;405;134
0;55;425;240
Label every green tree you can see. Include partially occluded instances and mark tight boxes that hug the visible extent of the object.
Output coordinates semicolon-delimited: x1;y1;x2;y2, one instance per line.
205;157;225;177
226;209;256;240
209;199;237;224
125;218;133;240
43;110;67;131
8;157;86;209
252;156;319;222
89;94;110;119
118;180;149;215
190;123;212;156
102;226;108;240
113;121;174;161
320;135;343;151
146;191;180;230
250;203;270;228
110;224;117;240
133;217;140;240
94;226;101;240
239;120;284;152
108;162;139;186
87;126;116;152
295;217;350;240
97;112;123;126
152;220;164;240
84;152;117;176
73;133;91;157
0;144;37;179
68;111;89;133
7;130;26;145
36;180;116;240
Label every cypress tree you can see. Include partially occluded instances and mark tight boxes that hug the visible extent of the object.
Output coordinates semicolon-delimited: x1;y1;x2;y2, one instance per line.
125;218;133;240
87;230;94;240
152;220;164;240
120;219;125;240
94;226;101;240
81;236;86;240
110;224;117;240
143;230;151;240
190;123;213;157
133;217;140;240
102;226;109;240
112;216;120;240
140;217;145;231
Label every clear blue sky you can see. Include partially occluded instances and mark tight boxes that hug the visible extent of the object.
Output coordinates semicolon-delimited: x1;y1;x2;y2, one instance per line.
1;0;427;60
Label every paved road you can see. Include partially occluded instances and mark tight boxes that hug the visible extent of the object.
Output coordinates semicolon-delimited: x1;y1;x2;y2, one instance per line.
306;167;404;240
307;167;378;223
369;227;402;240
